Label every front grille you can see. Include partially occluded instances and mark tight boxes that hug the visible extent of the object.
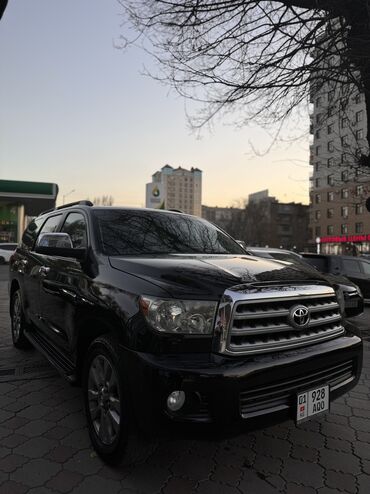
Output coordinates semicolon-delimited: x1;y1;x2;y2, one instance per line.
217;284;345;355
240;359;354;418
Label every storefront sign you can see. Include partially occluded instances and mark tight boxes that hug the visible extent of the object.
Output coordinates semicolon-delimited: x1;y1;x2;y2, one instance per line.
320;234;370;244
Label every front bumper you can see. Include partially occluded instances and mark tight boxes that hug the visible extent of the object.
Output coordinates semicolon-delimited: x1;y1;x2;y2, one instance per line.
122;328;362;431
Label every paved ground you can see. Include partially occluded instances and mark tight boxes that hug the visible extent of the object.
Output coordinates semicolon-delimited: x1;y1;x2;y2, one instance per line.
0;265;370;493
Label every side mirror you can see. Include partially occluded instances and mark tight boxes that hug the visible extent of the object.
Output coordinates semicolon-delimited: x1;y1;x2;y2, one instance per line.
35;233;86;260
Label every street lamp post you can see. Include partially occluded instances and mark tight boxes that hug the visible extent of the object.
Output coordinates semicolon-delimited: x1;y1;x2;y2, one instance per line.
62;189;76;205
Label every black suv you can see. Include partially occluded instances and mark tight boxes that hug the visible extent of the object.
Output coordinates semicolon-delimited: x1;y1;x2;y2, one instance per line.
9;202;363;464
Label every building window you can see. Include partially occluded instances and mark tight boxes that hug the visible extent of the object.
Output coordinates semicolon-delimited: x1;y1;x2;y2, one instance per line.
328;107;335;117
327;191;334;202
356;203;363;215
356;185;364;196
315;226;321;236
315;210;321;220
316;97;322;107
341;118;348;129
341;188;348;199
341;135;348;147
315;129;321;139
327;123;334;135
341;153;346;164
356;110;364;123
341;206;349;218
341;170;348;182
327;175;334;186
316;114;322;124
327;158;334;168
327;208;334;219
355;93;362;104
315;162;320;171
315;194;321;204
315;178;320;188
355;222;363;233
328;89;335;101
327;225;334;235
341;224;348;234
316;145;321;156
356;129;364;140
328;141;334;152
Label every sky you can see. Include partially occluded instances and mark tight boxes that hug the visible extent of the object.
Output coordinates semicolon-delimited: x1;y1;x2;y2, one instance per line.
0;0;311;207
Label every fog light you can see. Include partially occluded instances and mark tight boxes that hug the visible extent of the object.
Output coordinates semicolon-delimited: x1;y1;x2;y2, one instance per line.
167;391;186;412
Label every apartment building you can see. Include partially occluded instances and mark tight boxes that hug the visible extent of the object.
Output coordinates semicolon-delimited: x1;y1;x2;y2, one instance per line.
309;64;370;254
146;165;202;216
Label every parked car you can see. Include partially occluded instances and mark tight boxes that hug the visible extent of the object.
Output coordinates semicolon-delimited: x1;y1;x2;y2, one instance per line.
302;253;370;300
248;247;364;317
9;202;363;464
0;243;17;264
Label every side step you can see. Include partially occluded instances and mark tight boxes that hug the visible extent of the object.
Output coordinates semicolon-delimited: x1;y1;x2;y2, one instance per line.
25;328;77;383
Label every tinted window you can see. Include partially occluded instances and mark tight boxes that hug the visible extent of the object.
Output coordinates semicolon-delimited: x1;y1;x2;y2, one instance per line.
94;210;246;256
0;244;17;251
342;259;361;273
303;256;328;273
39;215;62;235
21;218;44;250
61;213;87;248
360;261;370;275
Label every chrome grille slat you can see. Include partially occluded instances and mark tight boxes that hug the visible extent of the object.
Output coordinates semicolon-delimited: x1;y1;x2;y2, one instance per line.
216;284;345;355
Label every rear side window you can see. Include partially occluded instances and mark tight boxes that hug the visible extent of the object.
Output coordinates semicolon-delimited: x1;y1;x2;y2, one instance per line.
21;218;44;251
60;213;87;248
342;259;361;273
304;257;328;272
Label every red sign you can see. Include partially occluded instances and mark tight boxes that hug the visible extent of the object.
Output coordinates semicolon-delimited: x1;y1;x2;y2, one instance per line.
319;234;370;244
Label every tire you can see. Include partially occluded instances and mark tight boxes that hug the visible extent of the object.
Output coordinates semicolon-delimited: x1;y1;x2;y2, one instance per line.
10;289;32;349
83;334;155;466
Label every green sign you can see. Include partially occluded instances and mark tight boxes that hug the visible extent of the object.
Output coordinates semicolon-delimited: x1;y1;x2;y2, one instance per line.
0;180;58;197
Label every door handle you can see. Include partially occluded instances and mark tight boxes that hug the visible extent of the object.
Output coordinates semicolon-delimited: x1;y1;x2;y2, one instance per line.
39;266;51;276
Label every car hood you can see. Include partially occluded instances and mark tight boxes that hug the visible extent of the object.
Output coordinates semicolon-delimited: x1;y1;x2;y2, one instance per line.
109;254;328;298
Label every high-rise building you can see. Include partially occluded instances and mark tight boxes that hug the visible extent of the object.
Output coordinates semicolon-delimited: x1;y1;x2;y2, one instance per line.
308;59;370;254
146;165;202;216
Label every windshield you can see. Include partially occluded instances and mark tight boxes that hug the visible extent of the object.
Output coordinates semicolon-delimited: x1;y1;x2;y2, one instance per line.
94;209;246;256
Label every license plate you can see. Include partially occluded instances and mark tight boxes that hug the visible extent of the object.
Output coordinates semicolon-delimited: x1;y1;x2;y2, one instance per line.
296;384;329;423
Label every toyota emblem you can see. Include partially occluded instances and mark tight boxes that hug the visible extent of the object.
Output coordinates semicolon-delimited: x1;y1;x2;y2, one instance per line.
289;305;310;328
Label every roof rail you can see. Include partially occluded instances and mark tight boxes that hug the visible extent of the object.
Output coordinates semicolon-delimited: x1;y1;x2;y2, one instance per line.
167;208;185;213
38;200;93;216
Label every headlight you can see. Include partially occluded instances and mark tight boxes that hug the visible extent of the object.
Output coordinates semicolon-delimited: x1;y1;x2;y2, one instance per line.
140;296;218;335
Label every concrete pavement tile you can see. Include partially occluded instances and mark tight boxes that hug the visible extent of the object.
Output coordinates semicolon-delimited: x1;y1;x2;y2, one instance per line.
281;458;325;489
319;449;362;475
10;458;61;488
239;469;279;494
61;428;91;449
291;445;319;463
253;455;282;476
0;410;13;424
211;464;242;486
171;452;214;481
47;445;77;463
16;419;54;438
44;425;73;441
196;480;241;494
18;404;54;420
46;470;84;494
122;465;170;493
357;474;370;493
285;483;316;494
13;437;58;459
71;475;121;494
0;416;29;431
0;454;28;473
64;449;104;476
0;481;28;494
325;470;357;494
1;434;29;449
325;438;352;453
162;477;197;494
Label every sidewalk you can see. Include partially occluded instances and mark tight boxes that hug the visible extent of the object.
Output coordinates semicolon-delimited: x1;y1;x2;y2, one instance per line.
0;275;370;493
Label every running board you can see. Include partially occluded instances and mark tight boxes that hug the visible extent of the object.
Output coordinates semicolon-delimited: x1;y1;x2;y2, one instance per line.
25;329;77;383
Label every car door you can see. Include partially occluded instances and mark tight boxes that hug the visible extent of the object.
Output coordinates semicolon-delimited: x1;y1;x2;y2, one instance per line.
39;211;89;356
340;258;369;297
20;214;63;328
